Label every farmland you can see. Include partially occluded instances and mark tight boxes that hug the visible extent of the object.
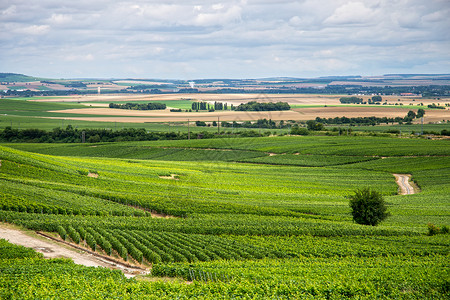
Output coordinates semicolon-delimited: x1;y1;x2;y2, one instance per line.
0;134;449;298
1;93;449;132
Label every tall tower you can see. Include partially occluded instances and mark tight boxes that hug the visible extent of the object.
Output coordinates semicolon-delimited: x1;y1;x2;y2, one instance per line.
98;87;101;95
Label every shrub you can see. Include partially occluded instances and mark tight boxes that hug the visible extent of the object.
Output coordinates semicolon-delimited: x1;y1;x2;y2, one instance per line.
427;223;441;236
290;126;309;136
349;188;389;226
427;223;449;235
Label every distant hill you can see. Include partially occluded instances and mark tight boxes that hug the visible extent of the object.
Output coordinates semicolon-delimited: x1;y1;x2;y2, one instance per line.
0;73;39;82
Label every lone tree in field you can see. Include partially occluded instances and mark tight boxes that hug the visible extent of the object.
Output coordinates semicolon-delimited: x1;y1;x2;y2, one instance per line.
349;188;389;226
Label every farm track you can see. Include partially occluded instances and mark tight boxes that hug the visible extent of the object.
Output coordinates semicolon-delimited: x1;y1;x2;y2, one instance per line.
393;174;417;195
0;224;147;278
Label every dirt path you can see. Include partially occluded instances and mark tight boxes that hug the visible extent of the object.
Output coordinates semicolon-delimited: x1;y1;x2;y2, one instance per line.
0;224;147;277
393;174;417;195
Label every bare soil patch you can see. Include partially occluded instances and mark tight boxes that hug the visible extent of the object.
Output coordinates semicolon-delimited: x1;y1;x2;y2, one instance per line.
87;172;99;178
159;174;179;180
393;174;419;195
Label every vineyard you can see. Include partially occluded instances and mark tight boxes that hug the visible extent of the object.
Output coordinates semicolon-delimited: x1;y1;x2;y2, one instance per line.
0;135;449;298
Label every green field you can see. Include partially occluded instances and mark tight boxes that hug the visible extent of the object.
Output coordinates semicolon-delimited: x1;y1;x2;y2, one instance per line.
91;99;197;110
1;97;450;137
0;135;449;298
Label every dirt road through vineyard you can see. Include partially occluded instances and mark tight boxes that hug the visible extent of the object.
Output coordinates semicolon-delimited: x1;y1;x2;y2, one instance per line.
0;224;146;277
393;174;417;195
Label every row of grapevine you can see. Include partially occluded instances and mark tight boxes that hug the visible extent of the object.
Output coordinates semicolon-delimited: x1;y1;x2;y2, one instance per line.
0;192;71;215
55;225;293;264
95;228;128;260
2;244;448;299
116;230;163;264
0;210;420;238
85;227;112;255
0;177;149;217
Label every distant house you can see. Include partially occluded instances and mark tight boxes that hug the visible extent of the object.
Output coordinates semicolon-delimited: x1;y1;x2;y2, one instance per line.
400;93;421;97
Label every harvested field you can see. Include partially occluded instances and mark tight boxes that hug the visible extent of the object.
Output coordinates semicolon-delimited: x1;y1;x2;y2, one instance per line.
46;105;450;123
31;93;449;105
293;106;450;122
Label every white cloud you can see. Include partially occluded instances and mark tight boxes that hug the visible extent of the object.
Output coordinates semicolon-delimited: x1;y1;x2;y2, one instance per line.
65;53;95;62
47;14;73;25
0;0;449;78
15;24;50;35
324;2;376;25
193;5;242;27
1;5;17;17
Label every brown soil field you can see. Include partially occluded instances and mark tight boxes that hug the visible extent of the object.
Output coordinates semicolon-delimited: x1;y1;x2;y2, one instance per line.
46;105;450;123
32;93;449;105
293;106;450;122
45;109;302;122
31;93;450;123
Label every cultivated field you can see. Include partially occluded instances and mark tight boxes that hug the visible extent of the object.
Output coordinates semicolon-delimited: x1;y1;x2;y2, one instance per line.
0;136;449;298
26;93;450;123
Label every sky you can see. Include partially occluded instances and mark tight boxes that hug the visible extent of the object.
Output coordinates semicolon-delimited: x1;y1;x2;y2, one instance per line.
1;0;449;79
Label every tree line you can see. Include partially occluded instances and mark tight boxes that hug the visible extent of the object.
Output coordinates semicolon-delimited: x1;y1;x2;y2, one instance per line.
0;125;269;143
191;101;228;111
108;102;166;110
234;101;290;111
314;109;425;126
221;119;284;129
339;96;383;104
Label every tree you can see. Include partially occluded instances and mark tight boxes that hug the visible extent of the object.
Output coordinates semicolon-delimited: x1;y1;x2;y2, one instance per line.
306;120;324;131
417;108;425;118
406;110;416;119
349;188;389;226
371;95;382;102
290;124;309;135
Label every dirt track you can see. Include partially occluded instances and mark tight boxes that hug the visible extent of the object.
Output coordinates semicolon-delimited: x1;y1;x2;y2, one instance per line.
0;224;147;277
393;174;417;195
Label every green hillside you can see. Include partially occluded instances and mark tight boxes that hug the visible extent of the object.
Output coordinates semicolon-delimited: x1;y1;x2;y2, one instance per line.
0;135;449;298
0;73;41;82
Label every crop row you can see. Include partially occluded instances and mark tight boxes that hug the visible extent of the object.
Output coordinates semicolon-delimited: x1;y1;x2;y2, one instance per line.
240;154;378;167
0;210;421;238
151;255;449;298
56;226;290;264
71;136;449;156
0;178;148;217
0;145;399;218
2;238;448;299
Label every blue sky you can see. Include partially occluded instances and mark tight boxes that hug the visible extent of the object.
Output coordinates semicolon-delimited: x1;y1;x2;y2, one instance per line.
1;0;449;79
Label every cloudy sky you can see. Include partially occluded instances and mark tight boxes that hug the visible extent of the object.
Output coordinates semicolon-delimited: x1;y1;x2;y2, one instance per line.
1;0;449;79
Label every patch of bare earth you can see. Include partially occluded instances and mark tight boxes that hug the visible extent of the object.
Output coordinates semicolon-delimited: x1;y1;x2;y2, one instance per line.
158;174;179;180
393;174;419;195
87;172;99;178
